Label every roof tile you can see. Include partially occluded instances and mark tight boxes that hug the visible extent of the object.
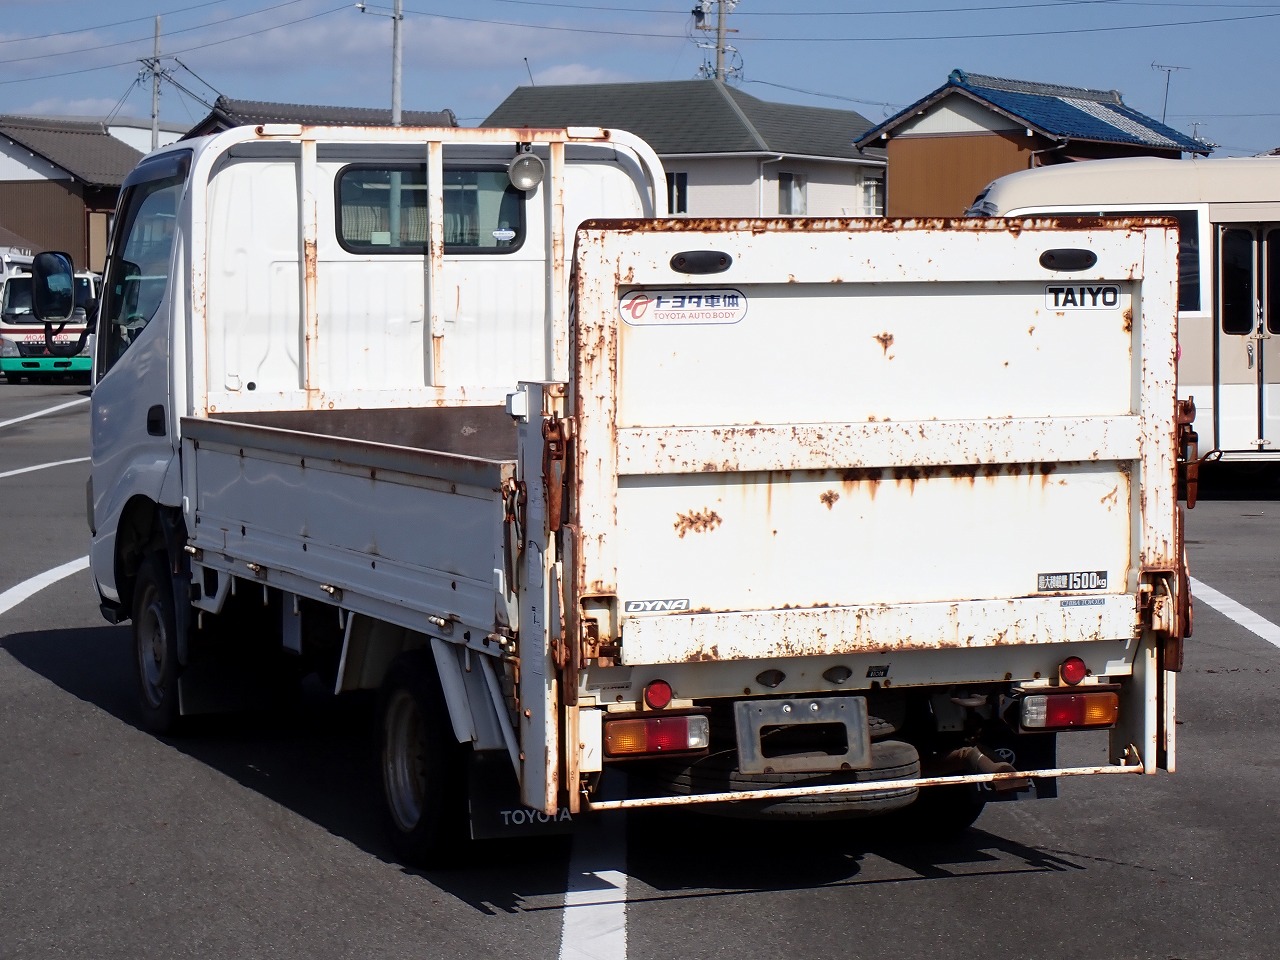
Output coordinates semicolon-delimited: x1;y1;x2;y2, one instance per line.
0;115;143;186
855;68;1209;155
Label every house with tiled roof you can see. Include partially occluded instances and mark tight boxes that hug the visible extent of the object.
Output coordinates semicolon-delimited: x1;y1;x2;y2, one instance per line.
854;69;1213;218
484;80;886;217
184;96;458;139
0;115;145;270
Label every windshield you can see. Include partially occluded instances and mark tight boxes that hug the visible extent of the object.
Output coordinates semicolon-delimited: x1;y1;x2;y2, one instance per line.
2;275;94;325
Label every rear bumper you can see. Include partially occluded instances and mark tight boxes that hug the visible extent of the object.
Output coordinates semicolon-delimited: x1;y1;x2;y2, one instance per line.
584;752;1146;812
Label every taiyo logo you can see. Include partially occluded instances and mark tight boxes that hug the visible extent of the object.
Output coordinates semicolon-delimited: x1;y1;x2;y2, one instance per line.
619;288;747;326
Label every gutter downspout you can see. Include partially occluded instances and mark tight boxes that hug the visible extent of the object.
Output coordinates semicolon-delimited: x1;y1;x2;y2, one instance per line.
758;154;784;215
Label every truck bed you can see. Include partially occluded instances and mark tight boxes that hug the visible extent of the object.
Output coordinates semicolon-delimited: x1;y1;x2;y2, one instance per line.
182;405;520;645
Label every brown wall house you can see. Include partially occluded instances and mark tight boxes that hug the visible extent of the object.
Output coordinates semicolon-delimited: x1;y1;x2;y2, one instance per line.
0;180;115;270
856;70;1210;219
883;132;1036;218
0;116;143;271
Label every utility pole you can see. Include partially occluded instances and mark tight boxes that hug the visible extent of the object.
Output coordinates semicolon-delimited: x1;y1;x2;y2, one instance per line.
357;1;404;124
714;0;727;81
150;17;161;151
391;0;402;125
693;1;738;81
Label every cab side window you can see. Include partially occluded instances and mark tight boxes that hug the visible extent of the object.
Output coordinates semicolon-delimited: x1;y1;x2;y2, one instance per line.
99;155;187;374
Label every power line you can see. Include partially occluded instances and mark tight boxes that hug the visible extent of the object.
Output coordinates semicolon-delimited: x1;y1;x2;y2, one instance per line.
743;78;902;110
0;4;350;87
404;6;1280;41
0;0;316;65
436;0;1280;11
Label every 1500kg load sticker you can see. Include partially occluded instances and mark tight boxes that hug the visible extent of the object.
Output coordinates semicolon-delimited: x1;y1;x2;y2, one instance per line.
619;289;747;325
1037;571;1109;591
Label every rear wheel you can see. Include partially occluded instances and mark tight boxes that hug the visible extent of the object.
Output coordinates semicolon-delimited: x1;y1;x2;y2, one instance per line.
133;552;181;733
377;653;468;866
4;372;18;384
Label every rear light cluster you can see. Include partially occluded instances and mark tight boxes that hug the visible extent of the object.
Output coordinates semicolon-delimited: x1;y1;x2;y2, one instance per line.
1022;692;1119;730
1019;656;1117;730
604;714;710;758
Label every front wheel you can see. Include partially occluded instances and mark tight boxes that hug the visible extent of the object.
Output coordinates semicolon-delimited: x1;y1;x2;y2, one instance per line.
132;552;181;733
377;653;468;867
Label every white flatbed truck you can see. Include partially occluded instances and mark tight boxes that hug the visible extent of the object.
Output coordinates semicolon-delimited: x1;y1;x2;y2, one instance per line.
33;123;1192;864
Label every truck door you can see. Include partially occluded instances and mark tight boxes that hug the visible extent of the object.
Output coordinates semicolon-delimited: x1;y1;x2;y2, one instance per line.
88;150;189;600
1217;225;1280;453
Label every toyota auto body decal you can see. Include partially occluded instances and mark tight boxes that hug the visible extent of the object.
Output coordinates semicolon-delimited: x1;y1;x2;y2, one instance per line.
619;289;748;326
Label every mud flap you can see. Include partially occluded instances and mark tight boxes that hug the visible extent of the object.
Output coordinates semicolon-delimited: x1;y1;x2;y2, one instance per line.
468;751;576;840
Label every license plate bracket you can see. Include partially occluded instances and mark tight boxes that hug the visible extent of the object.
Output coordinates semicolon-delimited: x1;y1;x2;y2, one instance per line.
734;695;872;774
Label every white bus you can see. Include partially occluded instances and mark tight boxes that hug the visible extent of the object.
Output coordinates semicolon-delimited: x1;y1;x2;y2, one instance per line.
969;155;1280;461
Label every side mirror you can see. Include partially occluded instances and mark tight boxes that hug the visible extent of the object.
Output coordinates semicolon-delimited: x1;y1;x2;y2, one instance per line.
31;251;75;322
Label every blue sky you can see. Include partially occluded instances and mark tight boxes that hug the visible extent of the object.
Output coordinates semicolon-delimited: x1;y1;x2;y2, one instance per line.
2;0;1276;157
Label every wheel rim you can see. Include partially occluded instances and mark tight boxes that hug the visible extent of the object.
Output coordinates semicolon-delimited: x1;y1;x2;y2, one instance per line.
383;689;428;832
135;584;168;710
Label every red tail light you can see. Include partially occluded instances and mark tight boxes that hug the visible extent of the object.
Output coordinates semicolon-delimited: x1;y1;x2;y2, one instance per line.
604;714;710;757
1022;692;1119;730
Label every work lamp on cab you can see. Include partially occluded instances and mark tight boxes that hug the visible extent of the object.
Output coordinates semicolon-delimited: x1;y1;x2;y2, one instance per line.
508;147;544;191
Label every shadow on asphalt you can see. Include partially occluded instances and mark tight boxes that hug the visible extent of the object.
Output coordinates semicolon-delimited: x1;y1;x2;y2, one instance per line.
1193;462;1280;502
4;631;1089;915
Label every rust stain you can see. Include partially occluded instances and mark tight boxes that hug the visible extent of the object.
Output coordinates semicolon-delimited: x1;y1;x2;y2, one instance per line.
1122;307;1133;333
873;332;894;355
820;490;840;510
674;508;723;538
1100;484;1119;508
1027;325;1036;336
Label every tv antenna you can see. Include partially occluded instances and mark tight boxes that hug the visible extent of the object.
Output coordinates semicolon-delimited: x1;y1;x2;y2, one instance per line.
1151;62;1188;123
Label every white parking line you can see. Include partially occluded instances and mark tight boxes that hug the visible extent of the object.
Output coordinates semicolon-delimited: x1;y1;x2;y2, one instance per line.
1190;576;1280;651
0;456;89;480
559;815;629;960
0;396;89;430
0;555;90;617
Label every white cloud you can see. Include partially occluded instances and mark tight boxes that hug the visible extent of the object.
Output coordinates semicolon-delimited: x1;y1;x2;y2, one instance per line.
9;97;126;118
535;64;634;86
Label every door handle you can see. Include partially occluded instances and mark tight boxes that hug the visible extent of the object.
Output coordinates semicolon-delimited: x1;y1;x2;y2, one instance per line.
1248;342;1255;369
146;405;166;437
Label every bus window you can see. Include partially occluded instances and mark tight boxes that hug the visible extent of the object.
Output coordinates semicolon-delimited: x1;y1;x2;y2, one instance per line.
1268;229;1280;335
1221;228;1255;335
1167;210;1200;312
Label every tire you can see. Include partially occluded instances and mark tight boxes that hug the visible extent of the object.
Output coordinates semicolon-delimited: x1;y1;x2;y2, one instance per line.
633;738;921;820
133;552;182;734
377;653;469;867
4;373;18;385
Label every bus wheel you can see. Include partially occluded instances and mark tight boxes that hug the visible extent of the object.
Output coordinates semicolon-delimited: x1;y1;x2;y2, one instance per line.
133;552;182;734
377;652;468;867
4;373;18;384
